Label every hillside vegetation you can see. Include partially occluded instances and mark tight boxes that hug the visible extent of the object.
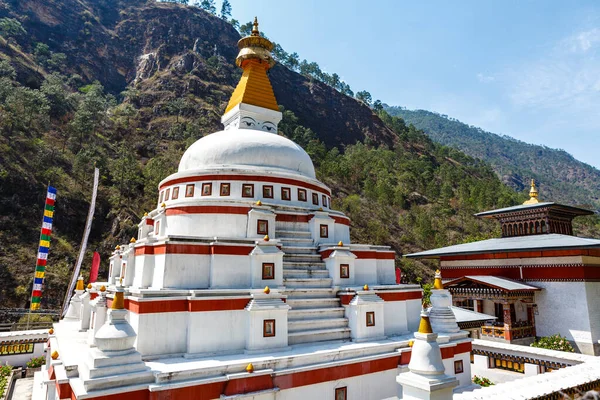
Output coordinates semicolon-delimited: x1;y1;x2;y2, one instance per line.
385;107;600;209
0;0;597;311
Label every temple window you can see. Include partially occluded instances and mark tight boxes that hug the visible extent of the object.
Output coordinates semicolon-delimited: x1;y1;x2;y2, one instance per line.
312;193;319;205
165;188;170;201
298;188;307;202
155;221;160;235
220;183;230;196
340;264;350;279
185;184;195;197
455;299;474;311
262;263;274;280
201;183;212;196
242;184;254;198
172;187;179;199
320;224;328;238
263;185;273;198
281;187;291;201
159;191;164;204
454;360;464;374
366;311;375;327
322;194;327;207
257;219;268;235
541;220;547;233
335;387;347;400
263;319;275;337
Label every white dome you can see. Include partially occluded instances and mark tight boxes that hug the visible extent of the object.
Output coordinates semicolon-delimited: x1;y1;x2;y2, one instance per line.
178;129;316;178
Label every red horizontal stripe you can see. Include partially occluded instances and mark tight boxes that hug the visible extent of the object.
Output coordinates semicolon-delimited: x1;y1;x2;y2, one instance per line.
159;174;331;196
135;244;253;256
275;214;311;223
108;298;252;314
442;265;600;281
332;216;351;226
166;206;251;216
377;291;422;301
146;218;154;226
440;248;600;261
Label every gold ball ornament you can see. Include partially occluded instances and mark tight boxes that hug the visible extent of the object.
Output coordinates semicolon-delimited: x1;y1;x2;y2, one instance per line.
408;340;414;347
338;241;343;246
363;284;369;291
130;237;137;243
100;285;106;292
51;351;59;360
161;202;166;208
263;286;270;294
263;235;270;242
246;363;254;373
87;283;92;289
48;328;54;335
256;200;262;206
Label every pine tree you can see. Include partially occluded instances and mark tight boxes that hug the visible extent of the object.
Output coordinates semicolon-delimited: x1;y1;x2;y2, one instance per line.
199;0;216;14
220;0;232;20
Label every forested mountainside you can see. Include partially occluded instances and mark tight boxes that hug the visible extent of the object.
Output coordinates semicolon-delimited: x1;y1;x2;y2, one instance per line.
385;106;600;209
0;0;597;312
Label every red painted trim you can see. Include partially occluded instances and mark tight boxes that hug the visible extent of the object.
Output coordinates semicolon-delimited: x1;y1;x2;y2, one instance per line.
440;248;600;261
149;382;223;400
145;219;154;226
166;206;251;216
441;341;472;359
84;390;149;400
332;216;351;226
48;365;55;380
442;265;600;281
134;243;253;256
377;291;422;301
223;374;273;396
400;350;411;365
106;298;251;314
57;381;72;399
273;356;400;390
275;214;311;223
321;249;396;260
90;293;98;300
339;294;354;305
188;298;250;312
159;174;331;196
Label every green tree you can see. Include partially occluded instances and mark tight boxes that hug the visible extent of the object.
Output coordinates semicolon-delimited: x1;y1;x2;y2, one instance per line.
239;21;253;36
199;0;216;14
373;99;383;112
284;52;299;70
0;60;15;80
110;145;142;206
356;90;372;106
70;82;112;149
0;84;50;137
33;43;51;64
229;19;240;30
41;73;73;119
220;0;232;19
0;18;26;43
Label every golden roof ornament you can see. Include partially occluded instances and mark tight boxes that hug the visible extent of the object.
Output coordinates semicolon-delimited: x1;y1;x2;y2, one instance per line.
100;285;106;292
49;328;54;335
51;350;59;360
246;363;254;373
338;241;343;246
523;179;540;205
76;275;84;291
130;237;137;243
417;307;433;334
256;200;262;206
143;212;148;217
111;290;125;310
363;284;369;291
433;269;444;290
263;234;269;242
263;286;270;294
87;283;92;290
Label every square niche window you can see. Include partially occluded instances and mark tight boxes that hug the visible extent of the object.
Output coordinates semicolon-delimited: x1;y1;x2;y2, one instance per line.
322;195;327;207
281;187;291;201
159;191;164;204
320;224;329;238
242;184;254;198
165;188;170;201
201;183;212;196
185;184;195;197
263;185;274;199
220;183;230;196
263;319;276;337
257;219;269;235
262;263;274;280
340;264;350;279
172;187;179;199
312;193;319;205
366;311;375;327
154;221;160;236
335;387;347;400
454;360;464;374
298;189;307;202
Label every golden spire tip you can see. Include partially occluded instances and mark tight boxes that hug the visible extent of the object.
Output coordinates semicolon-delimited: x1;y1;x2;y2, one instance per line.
252;17;259;36
433;269;444;290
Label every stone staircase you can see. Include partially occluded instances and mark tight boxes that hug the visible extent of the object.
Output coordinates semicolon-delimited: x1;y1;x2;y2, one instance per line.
277;228;351;345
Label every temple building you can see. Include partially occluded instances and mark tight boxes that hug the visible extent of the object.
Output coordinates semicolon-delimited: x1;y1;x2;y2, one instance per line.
407;180;600;355
33;19;476;400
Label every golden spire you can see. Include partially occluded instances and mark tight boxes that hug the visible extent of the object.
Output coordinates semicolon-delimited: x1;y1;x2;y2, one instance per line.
417;308;433;334
523;179;540;205
433;269;444;290
111;291;125;310
76;275;84;291
225;17;278;113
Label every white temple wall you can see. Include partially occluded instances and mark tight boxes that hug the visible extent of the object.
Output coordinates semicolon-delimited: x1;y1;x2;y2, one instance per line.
533;281;594;354
377;259;396;284
128;311;187;357
406;299;422;333
161;254;210;289
166;214;248;238
275;220;309;233
133;254;154;289
383;301;408;336
0;342;45;368
150;253;167;289
514;300;528;323
275;368;398;400
584;282;600;347
354;259;378;285
441;351;471;388
210;255;251;288
334;224;351;244
186;310;246;355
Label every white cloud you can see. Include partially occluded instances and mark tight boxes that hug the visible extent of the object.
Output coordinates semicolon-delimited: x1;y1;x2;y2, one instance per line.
477;73;495;83
561;28;600;53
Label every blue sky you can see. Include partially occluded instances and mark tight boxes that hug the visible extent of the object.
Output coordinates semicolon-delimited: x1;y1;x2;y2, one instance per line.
227;1;600;168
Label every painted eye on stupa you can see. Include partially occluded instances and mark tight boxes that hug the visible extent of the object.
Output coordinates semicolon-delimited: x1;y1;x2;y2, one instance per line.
240;117;256;127
262;122;275;132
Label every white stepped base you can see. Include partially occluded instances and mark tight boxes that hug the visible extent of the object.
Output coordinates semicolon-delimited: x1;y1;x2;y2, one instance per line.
283;261;326;269
283;288;336;298
286;298;340;309
283;269;330;278
288;307;346;320
288;318;349;333
288;327;352;345
280;238;314;245
82;369;154;392
284;278;333;288
283;254;322;262
281;246;318;254
276;230;312;238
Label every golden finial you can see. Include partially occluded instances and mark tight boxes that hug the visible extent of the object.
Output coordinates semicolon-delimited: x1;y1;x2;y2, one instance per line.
161;202;166;208
115;245;121;250
523;179;540;205
246;363;254;373
251;17;259;36
408;339;414;347
87;283;92;290
100;285;106;292
76;275;84;291
263;235;269;242
338;241;343;246
417;308;433;334
433;270;443;290
256;200;262;206
51;350;59;360
130;237;137;243
49;328;54;335
363;284;369;291
143;212;148;217
263;286;270;294
111;291;125;310
318;207;323;211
